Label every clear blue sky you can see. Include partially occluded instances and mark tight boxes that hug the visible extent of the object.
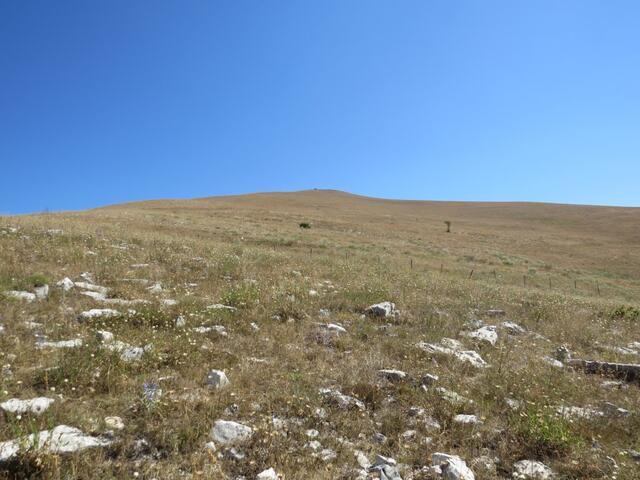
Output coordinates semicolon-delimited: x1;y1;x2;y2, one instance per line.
2;1;639;213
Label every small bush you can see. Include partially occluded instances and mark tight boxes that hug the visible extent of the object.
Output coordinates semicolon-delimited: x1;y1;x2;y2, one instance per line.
516;408;582;457
610;305;640;321
220;283;260;308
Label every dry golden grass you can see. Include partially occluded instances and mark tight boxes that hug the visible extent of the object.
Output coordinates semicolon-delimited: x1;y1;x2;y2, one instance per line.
0;190;639;479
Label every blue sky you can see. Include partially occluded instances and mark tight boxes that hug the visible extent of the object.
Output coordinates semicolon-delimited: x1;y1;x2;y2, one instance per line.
2;1;639;213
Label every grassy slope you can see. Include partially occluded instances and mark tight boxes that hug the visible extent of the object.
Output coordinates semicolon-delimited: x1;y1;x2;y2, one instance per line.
0;190;639;479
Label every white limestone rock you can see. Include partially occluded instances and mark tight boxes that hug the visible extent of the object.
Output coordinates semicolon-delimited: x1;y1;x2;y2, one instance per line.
453;414;482;425
210;420;253;446
257;468;278;480
206;370;230;389
512;460;554;479
463;326;497;346
206;303;238;312
417;341;488;368
104;416;125;430
432;453;475;480
105;340;146;362
319;388;365;410
1;397;54;415
78;308;120;321
5;291;36;302
0;425;112;463
378;369;408;382
37;338;83;349
365;301;396;318
74;282;108;294
57;277;75;291
500;321;526;335
34;285;49;300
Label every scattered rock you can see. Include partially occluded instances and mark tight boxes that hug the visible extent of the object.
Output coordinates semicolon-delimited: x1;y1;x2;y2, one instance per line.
365;302;396;318
378;369;408;382
486;309;506;317
37;338;83;349
432;452;475;479
463;326;497;346
256;468;278;480
453;414;482;425
542;356;564;369
78;309;120;321
1;397;55;415
0;425;112;463
567;358;640;382
421;373;439;386
318;323;347;334
34;284;49;300
369;454;402;480
319;388;365;410
512;460;554;479
96;330;115;343
106;341;146;362
207;304;238;312
74;282;108;294
435;388;471;406
417;340;488;368
206;370;230;389
5;291;36;302
104;416;125;430
500;321;526;335
210;420;253;446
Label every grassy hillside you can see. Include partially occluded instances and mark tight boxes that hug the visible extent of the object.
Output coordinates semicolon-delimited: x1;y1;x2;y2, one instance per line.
0;190;639;479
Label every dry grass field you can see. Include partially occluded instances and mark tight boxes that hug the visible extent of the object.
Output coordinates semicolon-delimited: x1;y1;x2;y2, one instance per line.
1;189;639;479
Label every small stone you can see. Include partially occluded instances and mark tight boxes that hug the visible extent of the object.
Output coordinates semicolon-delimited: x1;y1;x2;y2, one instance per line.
96;330;114;343
378;369;408;382
319;388;365;410
372;432;388;444
206;370;230;389
210;420;253;446
463;326;498;346
365;301;396;318
256;468;278;480
453;414;482;425
78;309;120;321
500;321;526;335
104;416;124;430
34;285;49;300
432;452;475;479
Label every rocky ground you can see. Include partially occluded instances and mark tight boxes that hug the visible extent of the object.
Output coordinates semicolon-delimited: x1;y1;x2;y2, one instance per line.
0;208;639;479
